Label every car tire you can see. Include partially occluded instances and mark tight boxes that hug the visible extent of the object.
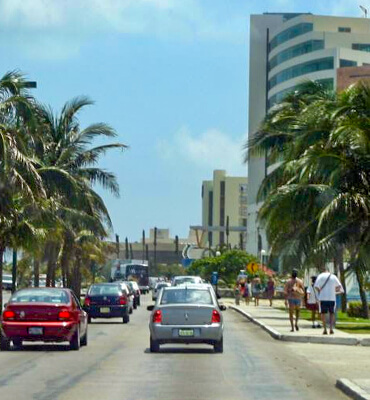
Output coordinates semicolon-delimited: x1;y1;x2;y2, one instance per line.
80;329;88;347
214;337;223;353
0;334;10;351
123;313;130;324
12;339;23;349
137;297;141;306
87;316;92;324
129;306;133;315
133;299;137;310
70;327;81;351
150;336;160;353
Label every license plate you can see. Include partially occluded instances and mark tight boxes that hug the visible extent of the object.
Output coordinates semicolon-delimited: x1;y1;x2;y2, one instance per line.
29;327;43;335
100;307;110;313
179;329;194;337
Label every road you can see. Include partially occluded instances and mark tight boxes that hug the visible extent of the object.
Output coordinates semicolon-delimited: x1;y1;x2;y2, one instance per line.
0;295;347;400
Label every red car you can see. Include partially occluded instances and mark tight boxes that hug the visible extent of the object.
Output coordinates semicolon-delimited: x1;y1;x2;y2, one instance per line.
0;287;88;351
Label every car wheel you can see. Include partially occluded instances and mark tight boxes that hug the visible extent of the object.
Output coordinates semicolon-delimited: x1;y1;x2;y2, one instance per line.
129;306;133;315
80;329;88;347
12;339;23;349
123;313;130;324
137;297;141;306
87;316;92;324
150;336;159;353
70;327;81;351
133;300;137;310
214;337;223;353
0;334;11;351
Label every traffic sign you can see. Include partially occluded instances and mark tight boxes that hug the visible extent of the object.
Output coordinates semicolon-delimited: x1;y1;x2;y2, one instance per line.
247;262;259;274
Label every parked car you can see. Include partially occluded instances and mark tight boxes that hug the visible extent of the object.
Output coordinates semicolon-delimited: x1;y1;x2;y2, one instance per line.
171;276;204;286
125;281;141;307
2;274;12;291
0;287;88;351
147;284;225;353
152;282;171;301
83;283;130;323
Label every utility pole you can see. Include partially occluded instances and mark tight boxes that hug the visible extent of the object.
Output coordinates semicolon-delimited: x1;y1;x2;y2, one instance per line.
153;227;157;275
125;237;129;259
142;230;146;262
129;243;134;259
115;234;120;259
174;235;179;263
226;216;230;248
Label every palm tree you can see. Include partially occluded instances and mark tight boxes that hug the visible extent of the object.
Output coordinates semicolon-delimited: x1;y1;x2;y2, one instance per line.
246;80;370;317
31;96;127;296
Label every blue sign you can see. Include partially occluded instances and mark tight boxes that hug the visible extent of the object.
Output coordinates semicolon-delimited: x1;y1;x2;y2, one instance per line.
211;271;219;285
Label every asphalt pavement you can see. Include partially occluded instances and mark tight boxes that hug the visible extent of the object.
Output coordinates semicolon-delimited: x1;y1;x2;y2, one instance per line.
0;295;348;400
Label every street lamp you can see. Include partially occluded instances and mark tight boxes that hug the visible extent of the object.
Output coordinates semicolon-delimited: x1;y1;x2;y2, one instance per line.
260;249;266;266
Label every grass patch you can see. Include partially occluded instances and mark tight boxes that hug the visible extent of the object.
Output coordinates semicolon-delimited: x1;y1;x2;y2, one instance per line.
275;307;370;324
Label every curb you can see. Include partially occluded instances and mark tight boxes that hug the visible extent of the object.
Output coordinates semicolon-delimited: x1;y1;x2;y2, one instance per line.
229;305;361;346
336;379;370;400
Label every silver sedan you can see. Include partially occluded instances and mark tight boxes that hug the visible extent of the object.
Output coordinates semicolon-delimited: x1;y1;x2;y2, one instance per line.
147;284;225;353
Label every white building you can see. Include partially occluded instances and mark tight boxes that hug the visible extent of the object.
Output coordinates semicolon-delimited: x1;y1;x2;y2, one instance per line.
247;13;370;265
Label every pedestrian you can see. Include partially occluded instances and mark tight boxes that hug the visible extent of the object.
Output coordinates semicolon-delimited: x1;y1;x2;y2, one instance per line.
306;276;320;328
314;268;344;335
234;282;241;305
284;269;305;332
266;276;275;307
242;280;250;305
252;275;262;306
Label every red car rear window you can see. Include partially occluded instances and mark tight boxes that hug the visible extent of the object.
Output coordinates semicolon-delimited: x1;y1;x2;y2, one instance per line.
10;289;69;304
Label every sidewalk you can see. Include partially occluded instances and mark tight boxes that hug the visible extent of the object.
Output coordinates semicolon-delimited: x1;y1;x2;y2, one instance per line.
226;299;370;399
225;298;370;346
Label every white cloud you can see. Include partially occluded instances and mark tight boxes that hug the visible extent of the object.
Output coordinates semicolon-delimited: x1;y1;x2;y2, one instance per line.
158;127;247;176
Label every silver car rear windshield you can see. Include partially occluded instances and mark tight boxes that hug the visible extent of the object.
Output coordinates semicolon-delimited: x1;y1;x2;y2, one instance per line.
10;289;69;304
160;289;212;305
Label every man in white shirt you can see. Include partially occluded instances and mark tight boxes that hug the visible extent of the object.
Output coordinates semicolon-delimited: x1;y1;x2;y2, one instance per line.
314;269;343;335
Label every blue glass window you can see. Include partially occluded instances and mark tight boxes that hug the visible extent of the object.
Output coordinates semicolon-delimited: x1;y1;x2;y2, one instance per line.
352;43;370;52
269;40;324;70
269;57;334;90
267;78;334;109
339;59;357;67
270;23;313;51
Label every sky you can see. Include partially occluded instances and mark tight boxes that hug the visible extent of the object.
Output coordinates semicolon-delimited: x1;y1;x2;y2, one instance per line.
1;0;365;242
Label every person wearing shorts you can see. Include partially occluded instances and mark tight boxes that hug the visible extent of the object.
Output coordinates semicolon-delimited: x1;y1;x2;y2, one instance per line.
306;276;320;328
284;269;305;332
314;269;343;335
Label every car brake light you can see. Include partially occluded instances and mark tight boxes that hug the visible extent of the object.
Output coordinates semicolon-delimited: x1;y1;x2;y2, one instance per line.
84;297;91;307
59;310;72;320
211;310;221;323
153;310;162;323
3;310;15;320
119;296;127;305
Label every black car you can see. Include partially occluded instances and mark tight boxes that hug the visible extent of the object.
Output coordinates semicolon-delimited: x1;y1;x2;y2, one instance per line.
83;283;130;323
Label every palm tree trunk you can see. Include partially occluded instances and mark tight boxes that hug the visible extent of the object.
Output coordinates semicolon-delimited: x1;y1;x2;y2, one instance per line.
354;266;369;319
337;249;347;313
60;233;74;288
0;246;4;312
33;258;40;287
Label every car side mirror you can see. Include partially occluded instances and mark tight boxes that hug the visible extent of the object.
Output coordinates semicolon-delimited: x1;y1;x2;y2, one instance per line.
4;303;7;308
216;293;221;299
219;305;227;311
147;305;154;311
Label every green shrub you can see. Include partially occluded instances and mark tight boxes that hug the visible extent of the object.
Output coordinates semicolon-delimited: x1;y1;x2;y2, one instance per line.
347;301;370;318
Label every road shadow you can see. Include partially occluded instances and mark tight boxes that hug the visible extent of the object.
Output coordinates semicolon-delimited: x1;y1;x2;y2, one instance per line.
89;321;125;325
144;347;215;354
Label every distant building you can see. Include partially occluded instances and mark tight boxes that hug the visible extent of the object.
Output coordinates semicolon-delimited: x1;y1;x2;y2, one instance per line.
247;13;370;264
191;170;247;249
